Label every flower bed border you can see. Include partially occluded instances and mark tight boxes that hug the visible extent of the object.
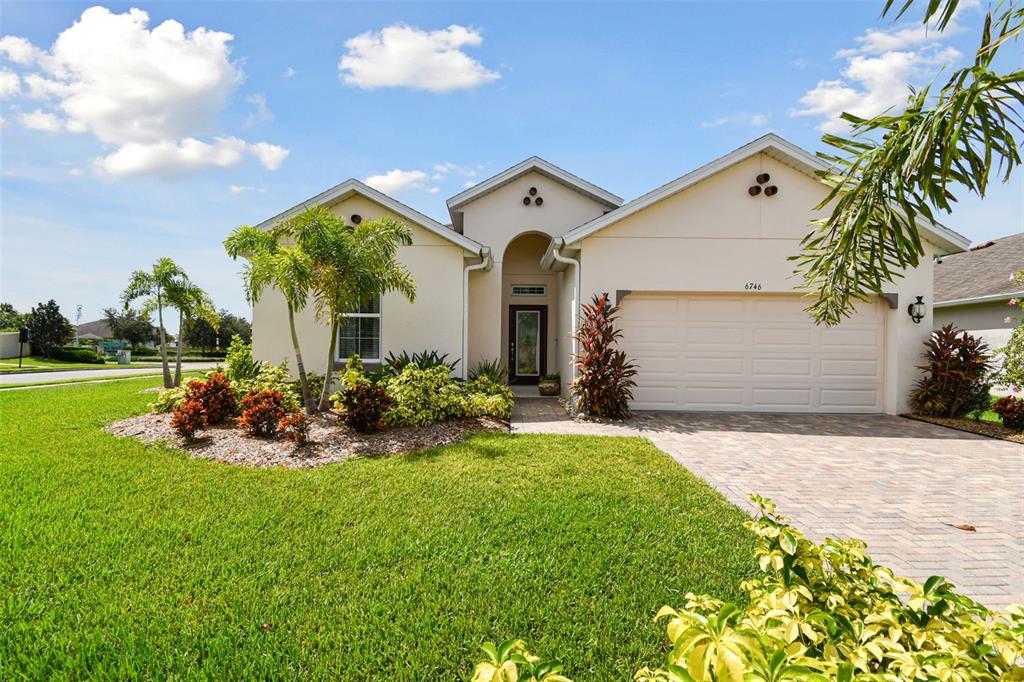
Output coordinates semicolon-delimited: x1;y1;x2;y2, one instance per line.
902;413;1024;444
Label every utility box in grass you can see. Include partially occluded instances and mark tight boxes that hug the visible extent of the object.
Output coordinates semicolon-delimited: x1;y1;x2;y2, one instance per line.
116;350;131;365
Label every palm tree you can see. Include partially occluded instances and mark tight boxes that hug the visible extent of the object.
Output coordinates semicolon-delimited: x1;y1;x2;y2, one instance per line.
282;207;416;410
224;223;318;414
122;258;185;389
165;278;218;387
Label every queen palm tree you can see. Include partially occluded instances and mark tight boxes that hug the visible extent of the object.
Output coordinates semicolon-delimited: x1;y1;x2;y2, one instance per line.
165;278;219;387
122;258;185;389
224;223;317;414
282;207;416;410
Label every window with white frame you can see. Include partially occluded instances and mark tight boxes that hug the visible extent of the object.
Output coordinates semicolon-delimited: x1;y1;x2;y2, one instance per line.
337;297;381;362
511;284;546;297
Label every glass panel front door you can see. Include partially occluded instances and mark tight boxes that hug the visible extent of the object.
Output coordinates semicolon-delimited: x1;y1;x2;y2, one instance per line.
515;310;540;376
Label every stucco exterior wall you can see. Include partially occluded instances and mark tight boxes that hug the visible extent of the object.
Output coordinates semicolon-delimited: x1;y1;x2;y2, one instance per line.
934;300;1015;334
0;331;21;359
461;171;610;368
251;194;465;379
577;153;934;414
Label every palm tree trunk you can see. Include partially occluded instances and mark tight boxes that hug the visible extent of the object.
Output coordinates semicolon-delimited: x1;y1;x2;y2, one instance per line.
156;290;172;389
318;317;338;411
288;304;316;415
173;310;184;387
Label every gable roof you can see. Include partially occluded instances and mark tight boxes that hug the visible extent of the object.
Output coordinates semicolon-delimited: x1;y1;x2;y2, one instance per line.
255;178;484;255
934;232;1024;305
446;156;623;213
77;319;113;339
556;133;970;256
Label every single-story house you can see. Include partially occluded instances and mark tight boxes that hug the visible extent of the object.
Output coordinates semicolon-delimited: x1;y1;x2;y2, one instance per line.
251;134;970;414
934;232;1023;351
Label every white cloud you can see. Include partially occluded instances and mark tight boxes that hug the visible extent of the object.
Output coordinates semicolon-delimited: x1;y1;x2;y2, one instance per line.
699;113;769;129
18;108;63;132
244;93;273;127
1;7;289;176
282;66;296;78
0;69;19;97
229;184;266;194
339;24;499;92
791;46;959;132
363;168;429;194
69;167;83;176
249;142;290;170
0;35;43;64
431;161;476;180
462;180;477;189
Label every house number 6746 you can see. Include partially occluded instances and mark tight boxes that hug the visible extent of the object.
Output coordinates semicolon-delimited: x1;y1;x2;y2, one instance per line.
744;282;762;291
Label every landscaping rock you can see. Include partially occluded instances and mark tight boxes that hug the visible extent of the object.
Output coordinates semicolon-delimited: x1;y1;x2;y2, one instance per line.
107;412;508;468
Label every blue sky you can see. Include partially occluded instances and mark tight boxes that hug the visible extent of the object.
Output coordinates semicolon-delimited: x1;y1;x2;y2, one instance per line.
1;1;1021;328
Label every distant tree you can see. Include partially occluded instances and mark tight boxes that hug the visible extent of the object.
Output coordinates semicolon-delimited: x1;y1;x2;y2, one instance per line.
122;258;186;389
27;300;73;357
0;303;25;331
183;309;251;355
103;307;157;349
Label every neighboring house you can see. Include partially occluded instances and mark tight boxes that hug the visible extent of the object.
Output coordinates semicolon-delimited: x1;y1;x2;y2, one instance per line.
934;232;1023;351
250;134;969;414
76;319;114;340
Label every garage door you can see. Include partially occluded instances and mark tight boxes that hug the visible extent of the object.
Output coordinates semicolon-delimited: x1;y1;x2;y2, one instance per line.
618;294;885;413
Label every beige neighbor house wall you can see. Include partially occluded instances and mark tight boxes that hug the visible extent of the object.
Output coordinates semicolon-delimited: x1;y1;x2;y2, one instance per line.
251;194;465;379
0;331;21;359
461;171;610;370
934;300;1016;352
576;153;936;414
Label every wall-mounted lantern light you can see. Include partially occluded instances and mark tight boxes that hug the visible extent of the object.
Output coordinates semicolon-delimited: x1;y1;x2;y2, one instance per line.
907;296;926;324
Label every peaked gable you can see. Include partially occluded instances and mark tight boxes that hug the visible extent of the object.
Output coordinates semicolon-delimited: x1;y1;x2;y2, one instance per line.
255;178;484;255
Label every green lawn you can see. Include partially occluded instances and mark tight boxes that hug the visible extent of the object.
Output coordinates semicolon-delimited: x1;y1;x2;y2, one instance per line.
0;356;162;373
0;380;755;680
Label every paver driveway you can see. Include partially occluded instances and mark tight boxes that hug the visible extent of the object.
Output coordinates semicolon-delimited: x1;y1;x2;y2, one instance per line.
513;399;1024;608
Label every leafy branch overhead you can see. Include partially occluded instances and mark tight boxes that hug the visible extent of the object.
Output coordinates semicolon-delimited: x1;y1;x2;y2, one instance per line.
795;0;1024;325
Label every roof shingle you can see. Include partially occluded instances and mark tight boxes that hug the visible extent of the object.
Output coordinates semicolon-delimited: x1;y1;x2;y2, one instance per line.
934;232;1024;303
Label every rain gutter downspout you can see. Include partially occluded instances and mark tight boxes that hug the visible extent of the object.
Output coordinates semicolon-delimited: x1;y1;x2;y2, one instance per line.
550;237;580;384
462;248;492;379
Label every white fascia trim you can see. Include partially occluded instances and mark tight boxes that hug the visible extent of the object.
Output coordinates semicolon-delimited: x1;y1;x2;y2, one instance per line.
446;156;623;212
559;133;971;256
934;290;1024;308
255;178;485;255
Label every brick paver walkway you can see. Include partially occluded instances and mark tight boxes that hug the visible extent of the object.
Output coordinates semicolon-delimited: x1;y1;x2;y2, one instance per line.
512;398;1024;608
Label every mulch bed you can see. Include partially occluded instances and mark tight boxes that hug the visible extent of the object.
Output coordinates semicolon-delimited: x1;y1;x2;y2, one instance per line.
903;413;1024;444
107;411;508;468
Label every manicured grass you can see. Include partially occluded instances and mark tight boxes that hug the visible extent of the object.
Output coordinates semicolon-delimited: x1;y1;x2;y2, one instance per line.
0;371;204;390
0;381;755;680
0;356;163;373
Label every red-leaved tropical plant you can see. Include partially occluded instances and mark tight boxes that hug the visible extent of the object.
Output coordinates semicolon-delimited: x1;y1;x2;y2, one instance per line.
909;324;992;418
571;293;638;419
993;395;1024;431
237;390;287;437
278;411;310;446
183;371;236;425
171;398;207;444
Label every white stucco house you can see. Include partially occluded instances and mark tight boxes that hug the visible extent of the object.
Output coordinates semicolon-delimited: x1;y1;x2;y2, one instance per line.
250;134;970;414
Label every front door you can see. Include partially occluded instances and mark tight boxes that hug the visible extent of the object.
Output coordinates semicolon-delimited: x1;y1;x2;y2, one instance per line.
509;305;547;384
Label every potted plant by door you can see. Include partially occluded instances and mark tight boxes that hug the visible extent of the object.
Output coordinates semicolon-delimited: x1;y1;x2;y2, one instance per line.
537;372;560;396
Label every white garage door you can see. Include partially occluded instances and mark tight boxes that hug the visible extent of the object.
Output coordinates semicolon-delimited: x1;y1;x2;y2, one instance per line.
618;294;885;413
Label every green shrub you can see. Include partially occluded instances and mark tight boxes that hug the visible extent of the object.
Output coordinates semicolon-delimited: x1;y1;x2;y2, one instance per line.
571;293;637;419
224;335;261;381
149;385;190;413
473;495;1024;681
52;345;105;364
468;358;506;383
910;324;992;418
300;371;324;403
464;376;515;420
379;349;459;380
993;394;1024;431
384;365;466;426
232;363;300;412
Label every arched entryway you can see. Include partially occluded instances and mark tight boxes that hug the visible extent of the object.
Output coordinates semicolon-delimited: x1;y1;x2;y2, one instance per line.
502;232;558;384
